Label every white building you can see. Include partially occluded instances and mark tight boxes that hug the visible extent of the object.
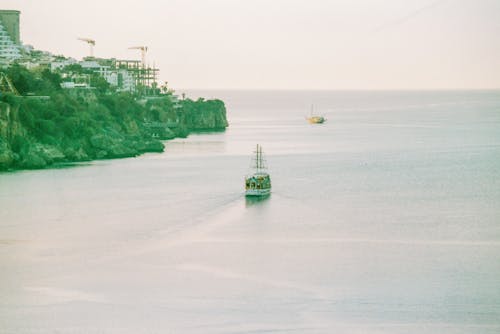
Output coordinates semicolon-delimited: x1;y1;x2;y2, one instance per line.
108;69;135;92
61;82;87;89
80;60;136;92
0;19;21;64
50;58;77;71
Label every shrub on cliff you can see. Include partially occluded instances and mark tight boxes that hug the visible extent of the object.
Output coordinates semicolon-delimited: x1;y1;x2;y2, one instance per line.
3;64;62;95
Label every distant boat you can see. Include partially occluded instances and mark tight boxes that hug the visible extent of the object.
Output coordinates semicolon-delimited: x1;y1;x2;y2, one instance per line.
306;104;326;124
245;144;271;197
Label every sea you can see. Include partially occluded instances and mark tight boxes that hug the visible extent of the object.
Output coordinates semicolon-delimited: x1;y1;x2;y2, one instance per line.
1;90;499;334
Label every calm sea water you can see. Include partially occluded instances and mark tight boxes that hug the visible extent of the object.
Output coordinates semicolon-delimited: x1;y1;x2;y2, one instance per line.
1;90;499;333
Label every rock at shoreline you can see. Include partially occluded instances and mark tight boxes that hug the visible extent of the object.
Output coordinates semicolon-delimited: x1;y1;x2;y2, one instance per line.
16;143;65;169
0;138;14;169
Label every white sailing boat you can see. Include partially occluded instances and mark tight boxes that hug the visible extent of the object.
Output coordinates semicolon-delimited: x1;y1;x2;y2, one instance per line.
245;144;271;197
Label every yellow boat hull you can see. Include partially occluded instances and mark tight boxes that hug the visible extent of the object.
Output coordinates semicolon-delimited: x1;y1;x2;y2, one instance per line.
307;116;325;124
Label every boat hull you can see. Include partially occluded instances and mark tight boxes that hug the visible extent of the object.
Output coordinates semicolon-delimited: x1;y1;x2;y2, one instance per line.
307;116;325;124
245;188;271;197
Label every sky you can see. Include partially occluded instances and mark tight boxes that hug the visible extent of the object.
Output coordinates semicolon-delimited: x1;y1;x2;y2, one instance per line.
2;0;500;90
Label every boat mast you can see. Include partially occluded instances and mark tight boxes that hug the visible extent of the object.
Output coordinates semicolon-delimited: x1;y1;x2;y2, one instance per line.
258;144;261;171
252;144;267;173
255;144;263;172
259;145;262;170
255;144;259;171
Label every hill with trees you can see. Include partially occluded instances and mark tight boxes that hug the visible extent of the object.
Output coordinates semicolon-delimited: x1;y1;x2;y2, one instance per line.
0;64;228;170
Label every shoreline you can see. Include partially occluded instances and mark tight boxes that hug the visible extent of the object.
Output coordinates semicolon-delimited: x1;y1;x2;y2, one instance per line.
0;128;227;173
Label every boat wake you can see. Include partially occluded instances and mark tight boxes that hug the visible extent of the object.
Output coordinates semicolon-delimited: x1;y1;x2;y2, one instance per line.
139;192;247;254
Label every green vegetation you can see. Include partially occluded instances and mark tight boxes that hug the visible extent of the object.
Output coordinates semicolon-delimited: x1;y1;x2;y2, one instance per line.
0;65;228;170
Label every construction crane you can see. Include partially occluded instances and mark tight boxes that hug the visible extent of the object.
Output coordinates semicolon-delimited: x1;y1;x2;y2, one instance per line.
78;37;95;58
129;46;148;67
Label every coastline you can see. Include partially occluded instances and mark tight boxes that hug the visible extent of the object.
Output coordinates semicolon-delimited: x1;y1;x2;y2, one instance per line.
0;128;226;173
0;70;228;172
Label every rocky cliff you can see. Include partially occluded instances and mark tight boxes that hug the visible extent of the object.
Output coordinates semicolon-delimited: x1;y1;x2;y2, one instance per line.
0;94;228;171
183;98;228;131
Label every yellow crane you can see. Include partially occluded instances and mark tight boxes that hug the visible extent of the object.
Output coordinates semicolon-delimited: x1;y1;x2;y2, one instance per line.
78;37;96;58
128;46;148;67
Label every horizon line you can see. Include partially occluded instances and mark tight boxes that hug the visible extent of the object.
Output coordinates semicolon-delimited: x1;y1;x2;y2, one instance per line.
175;87;500;92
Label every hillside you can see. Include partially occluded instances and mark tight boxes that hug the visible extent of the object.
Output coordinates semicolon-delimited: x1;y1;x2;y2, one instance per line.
0;64;228;170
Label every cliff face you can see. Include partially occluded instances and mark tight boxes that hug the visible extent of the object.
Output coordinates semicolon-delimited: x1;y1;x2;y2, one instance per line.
183;99;229;131
0;95;228;171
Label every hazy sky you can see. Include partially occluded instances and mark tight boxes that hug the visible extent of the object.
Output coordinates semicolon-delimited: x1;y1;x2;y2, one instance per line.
2;0;500;89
